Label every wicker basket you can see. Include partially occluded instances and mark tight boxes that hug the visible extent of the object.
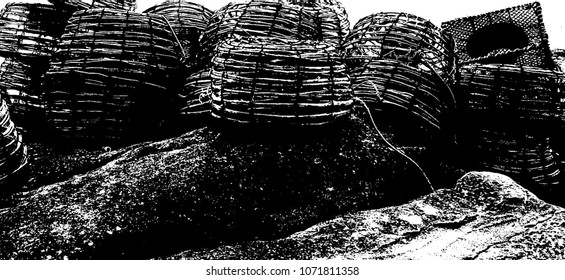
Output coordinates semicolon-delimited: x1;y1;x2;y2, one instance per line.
458;64;565;125
467;127;561;190
211;37;353;126
0;98;28;184
56;9;183;64
286;0;350;47
48;0;136;11
199;0;319;67
0;57;50;135
180;68;212;117
44;8;183;144
0;3;73;58
351;59;451;132
345;12;456;83
144;0;213;67
442;2;555;69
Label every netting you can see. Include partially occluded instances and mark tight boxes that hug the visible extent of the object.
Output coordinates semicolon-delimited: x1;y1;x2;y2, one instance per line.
351;59;450;134
211;37;353;126
441;2;555;69
0;98;28;183
48;0;136;11
199;0;319;67
0;3;73;58
286;0;350;47
458;64;565;125
0;57;50;135
144;0;213;67
345;12;456;83
180;68;211;118
44;8;183;144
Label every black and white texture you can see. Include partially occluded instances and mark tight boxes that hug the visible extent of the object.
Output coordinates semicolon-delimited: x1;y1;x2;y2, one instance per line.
0;0;563;260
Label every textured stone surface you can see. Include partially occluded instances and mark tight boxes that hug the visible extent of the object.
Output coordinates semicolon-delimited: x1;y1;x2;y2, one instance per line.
170;172;565;260
0;115;444;259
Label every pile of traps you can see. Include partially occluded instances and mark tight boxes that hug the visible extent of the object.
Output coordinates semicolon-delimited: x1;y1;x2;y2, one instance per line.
457;63;565;191
44;8;183;145
210;38;353;126
144;0;213;67
448;2;565;191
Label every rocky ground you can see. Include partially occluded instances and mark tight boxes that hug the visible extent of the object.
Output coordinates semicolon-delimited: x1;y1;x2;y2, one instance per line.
0;108;563;260
0;111;462;259
169;172;565;260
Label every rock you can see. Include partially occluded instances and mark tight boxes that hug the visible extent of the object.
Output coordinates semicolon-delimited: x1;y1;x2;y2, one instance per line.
169;172;565;260
0;142;127;207
0;114;447;259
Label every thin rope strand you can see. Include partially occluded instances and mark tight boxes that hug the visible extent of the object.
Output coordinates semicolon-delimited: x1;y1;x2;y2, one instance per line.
159;15;186;58
355;97;436;193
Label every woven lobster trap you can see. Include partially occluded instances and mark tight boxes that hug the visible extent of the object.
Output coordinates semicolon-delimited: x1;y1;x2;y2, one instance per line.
144;0;213;67
199;0;319;67
442;2;555;69
467;127;561;191
458;64;565;125
180;68;211;117
344;12;456;83
286;0;350;47
0;57;51;135
351;59;452;135
0;3;73;58
44;8;183;144
211;37;353;126
56;9;183;65
0;97;28;184
48;0;136;11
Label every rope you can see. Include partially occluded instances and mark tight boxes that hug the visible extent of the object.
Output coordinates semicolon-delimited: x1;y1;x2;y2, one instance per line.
159;15;186;58
354;96;436;194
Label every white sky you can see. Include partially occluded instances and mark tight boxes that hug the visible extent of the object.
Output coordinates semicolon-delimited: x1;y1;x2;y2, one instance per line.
1;0;564;48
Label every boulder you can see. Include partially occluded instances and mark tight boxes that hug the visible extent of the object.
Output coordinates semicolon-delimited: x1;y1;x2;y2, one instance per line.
170;172;565;260
0;114;446;259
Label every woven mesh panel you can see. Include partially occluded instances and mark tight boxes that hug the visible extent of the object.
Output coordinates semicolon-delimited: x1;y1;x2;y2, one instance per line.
48;0;136;11
44;9;183;144
0;3;73;57
0;57;50;135
144;0;213;67
211;37;353;126
286;0;350;47
345;12;456;82
469;128;561;190
441;2;555;69
351;59;450;133
0;98;28;183
180;68;211;117
199;0;319;67
458;64;565;125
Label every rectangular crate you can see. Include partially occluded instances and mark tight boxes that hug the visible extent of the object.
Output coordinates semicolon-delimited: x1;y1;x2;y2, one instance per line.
442;2;556;69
